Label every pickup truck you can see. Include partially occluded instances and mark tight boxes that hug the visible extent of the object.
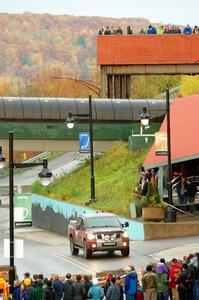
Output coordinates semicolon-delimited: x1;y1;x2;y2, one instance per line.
68;212;129;258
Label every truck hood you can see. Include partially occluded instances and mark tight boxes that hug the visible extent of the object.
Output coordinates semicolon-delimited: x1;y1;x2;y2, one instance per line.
87;227;123;234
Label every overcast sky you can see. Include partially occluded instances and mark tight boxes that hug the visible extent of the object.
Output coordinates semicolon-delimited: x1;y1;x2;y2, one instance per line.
0;0;198;26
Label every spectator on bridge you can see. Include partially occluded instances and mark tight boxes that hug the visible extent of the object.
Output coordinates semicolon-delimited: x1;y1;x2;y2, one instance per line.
174;26;182;34
98;27;104;35
63;273;73;300
147;25;157;34
104;26;111;35
157;25;164;34
127;26;133;34
193;25;199;34
140;28;146;34
115;27;123;35
87;278;104;300
183;24;192;34
169;26;176;34
164;25;170;34
111;26;116;34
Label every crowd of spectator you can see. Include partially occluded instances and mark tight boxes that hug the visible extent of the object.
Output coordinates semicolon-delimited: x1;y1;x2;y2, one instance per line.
1;252;199;300
98;24;199;35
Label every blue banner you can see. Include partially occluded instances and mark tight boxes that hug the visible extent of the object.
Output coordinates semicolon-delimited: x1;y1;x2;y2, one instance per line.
79;132;90;153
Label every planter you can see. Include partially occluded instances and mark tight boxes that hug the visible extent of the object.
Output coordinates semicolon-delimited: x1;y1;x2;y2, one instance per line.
142;207;165;221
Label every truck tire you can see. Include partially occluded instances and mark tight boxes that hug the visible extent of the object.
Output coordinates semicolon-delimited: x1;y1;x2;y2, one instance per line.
121;247;130;257
70;237;79;256
83;241;92;259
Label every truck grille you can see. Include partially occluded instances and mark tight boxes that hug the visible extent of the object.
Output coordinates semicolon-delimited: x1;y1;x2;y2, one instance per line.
97;232;120;239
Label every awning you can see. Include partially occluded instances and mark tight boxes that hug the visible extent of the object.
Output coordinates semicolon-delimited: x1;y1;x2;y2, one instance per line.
144;94;199;169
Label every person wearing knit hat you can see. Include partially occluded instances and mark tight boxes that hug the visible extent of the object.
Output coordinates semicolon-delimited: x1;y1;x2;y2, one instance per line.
87;278;104;300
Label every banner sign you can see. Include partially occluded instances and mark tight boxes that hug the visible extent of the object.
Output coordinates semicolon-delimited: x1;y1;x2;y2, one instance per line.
155;132;167;156
4;239;24;259
79;132;90;153
14;193;32;226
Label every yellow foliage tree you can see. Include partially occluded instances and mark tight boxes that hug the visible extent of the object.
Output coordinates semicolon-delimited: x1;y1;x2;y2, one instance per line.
181;75;199;96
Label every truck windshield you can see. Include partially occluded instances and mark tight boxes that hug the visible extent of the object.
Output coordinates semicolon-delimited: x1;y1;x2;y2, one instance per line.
86;217;121;228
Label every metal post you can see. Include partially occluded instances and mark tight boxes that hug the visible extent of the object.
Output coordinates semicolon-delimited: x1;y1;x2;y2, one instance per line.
89;95;95;201
166;89;173;205
9;131;15;287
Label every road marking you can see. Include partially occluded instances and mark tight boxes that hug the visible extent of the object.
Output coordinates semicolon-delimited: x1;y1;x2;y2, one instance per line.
47;250;98;274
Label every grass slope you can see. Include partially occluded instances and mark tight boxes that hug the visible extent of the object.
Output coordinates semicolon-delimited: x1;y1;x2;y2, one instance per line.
32;143;148;217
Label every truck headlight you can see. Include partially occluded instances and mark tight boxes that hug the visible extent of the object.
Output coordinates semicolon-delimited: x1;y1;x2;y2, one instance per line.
87;233;96;240
122;231;128;238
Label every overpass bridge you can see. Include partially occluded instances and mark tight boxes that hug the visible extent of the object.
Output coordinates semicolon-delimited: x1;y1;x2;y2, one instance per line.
97;34;199;98
0;97;165;151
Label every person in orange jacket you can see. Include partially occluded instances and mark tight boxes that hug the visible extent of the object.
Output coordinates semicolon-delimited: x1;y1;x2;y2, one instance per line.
0;272;8;300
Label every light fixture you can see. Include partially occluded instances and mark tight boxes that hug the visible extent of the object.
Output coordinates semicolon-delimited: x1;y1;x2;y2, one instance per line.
38;159;53;186
66;112;75;129
140;107;150;127
0;146;6;169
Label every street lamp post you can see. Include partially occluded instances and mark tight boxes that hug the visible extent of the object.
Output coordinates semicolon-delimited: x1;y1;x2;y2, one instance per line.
166;89;173;206
1;131;53;287
66;95;95;202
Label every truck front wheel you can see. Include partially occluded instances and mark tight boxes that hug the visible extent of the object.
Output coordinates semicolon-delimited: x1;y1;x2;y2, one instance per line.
121;247;130;257
83;241;92;259
70;237;79;256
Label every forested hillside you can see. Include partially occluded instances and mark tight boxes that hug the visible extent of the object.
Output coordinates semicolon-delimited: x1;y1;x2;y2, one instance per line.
0;13;181;98
0;13;150;80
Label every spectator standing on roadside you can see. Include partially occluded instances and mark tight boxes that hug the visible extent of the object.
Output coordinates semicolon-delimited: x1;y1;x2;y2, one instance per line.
13;279;21;300
142;265;157;300
183;24;192;34
156;262;169;300
127;26;133;34
83;275;92;299
116;276;124;300
52;275;64;300
44;280;55;300
87;279;104;300
33;280;44;300
106;277;121;300
32;275;39;289
124;266;137;300
169;258;183;300
72;274;86;300
177;263;195;300
63;273;73;300
20;284;29;300
23;272;32;287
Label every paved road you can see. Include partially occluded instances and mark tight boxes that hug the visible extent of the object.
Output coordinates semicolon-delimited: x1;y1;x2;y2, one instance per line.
1;206;199;279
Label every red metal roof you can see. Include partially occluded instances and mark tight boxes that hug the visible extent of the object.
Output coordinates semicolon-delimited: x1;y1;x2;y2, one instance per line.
144;94;199;168
97;35;199;65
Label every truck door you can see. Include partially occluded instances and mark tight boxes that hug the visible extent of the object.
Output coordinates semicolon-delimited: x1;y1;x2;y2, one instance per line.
77;217;85;247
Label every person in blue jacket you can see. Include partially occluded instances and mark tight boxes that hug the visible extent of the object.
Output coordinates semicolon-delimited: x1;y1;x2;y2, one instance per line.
124;266;137;300
183;24;192;34
147;25;157;34
87;279;104;300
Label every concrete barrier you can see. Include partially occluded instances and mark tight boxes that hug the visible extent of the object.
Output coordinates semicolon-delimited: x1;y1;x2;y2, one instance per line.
32;194;145;241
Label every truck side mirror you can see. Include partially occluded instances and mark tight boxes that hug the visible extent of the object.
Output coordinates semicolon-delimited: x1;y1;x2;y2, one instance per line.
124;222;129;227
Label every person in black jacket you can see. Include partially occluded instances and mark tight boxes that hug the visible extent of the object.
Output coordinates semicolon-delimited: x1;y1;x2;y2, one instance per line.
44;280;55;300
83;275;92;299
63;274;73;300
52;275;64;300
